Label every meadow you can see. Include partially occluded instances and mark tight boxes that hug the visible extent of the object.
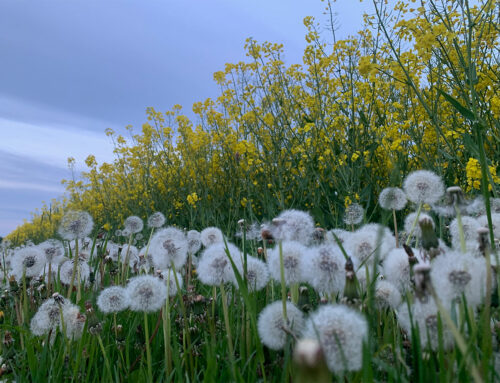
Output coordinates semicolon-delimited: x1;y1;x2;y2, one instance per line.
1;0;500;381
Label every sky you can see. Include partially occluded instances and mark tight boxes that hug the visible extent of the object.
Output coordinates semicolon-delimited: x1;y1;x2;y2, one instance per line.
0;0;372;237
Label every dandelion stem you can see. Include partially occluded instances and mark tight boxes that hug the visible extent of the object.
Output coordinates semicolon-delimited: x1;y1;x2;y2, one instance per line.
405;203;422;246
97;334;113;380
279;241;288;322
144;312;153;383
220;283;236;381
67;238;79;298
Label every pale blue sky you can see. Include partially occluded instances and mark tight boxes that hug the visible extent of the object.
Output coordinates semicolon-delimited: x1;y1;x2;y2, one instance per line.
0;0;372;236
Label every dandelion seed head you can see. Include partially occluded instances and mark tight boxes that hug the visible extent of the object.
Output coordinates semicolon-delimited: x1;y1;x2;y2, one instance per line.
150;227;188;269
197;242;241;286
379;187;408;211
232;256;269;292
200;227;224;247
303;245;345;294
268;241;306;286
375;280;401;309
343;203;364;226
59;260;91;287
61;304;86;340
38;239;65;264
30;296;70;336
97;286;129;313
404;212;434;240
449;216;481;251
11;246;46;281
187;230;202;254
477;213;500;239
304;304;368;372
158;269;183;296
345;224;395;266
382;247;418;292
147;212;166;228
58;210;94;240
124;216;144;234
270;210;315;244
257;301;305;350
325;229;351;245
403;170;444;205
126;275;167;312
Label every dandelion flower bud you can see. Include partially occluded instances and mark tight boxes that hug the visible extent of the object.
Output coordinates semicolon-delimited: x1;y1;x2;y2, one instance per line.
147;212;165;228
379;187;407;211
97;286;129;314
343;203;364;226
403;170;444;205
58;210;94;240
126;275;167;312
404;212;434;240
267;241;306;286
270;210;315;244
257;301;305;350
200;227;224;247
304;304;368;373
124;216;144;234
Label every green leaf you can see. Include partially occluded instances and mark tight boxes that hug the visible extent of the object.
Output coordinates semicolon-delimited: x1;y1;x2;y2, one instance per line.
436;89;475;121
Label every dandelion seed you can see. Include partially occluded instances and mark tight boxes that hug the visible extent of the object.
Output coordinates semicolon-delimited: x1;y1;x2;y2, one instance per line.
150;227;188;269
403;170;444;205
124;216;144;234
257;301;305;350
379;187;407;211
267;241;306;286
126;275;167;312
270;210;315;244
304;304;367;372
303;244;345;295
97;286;129;313
147;212;166;228
58;210;94;240
343;203;364;226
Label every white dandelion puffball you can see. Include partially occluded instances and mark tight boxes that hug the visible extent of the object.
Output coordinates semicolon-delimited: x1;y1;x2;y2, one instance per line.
187;230;202;254
30;295;70;336
147;212;166;228
271;209;315;244
303;244;345;295
232;256;269;292
200;227;224;247
97;286;129;313
304;304;368;373
121;244;140;268
58;210;94;240
325;229;352;245
375;280;401;309
379;187;408;211
61;304;86;340
343;203;364;226
430;251;486;308
126;275;167;312
477;213;500;239
59;260;91;287
124;216;144;234
382;248;418;293
105;241;120;262
397;298;453;350
158;269;183;297
11;246;46;281
267;241;307;286
196;242;241;286
403;170;445;205
150;227;188;269
258;301;305;350
38;239;65;264
449;216;481;251
345;224;395;266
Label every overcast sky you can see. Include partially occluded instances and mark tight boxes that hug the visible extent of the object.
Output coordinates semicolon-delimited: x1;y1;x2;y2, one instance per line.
0;0;372;237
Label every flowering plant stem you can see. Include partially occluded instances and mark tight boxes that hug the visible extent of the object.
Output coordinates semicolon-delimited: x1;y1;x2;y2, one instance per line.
144;312;153;383
220;282;237;381
67;238;79;298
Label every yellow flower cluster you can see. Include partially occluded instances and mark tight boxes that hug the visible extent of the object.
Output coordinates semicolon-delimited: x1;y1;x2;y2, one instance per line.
466;158;500;192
